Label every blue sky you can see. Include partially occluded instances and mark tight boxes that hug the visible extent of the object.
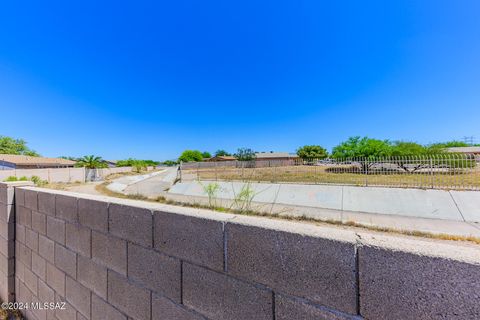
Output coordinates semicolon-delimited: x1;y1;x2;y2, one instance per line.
1;1;479;160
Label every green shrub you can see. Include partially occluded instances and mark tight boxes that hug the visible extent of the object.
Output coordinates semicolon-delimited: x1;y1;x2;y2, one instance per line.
232;183;256;212
162;160;178;166
117;158;159;167
178;150;203;162
2;175;48;186
202;182;220;208
30;175;48;187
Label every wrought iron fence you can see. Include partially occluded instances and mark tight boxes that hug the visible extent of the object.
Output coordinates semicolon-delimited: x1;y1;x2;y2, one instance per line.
179;154;480;190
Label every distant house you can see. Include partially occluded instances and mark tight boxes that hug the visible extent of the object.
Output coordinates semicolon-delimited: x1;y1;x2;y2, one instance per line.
0;154;76;170
446;147;480;161
446;147;480;155
205;156;236;162
104;160;118;168
254;152;299;161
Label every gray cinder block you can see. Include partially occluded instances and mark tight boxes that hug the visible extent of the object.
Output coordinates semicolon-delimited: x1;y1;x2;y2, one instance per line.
32;211;47;235
107;270;151;320
0;185;7;205
183;263;273;320
92;231;127;275
153;211;224;271
31;251;47;280
127;242;181;302
38;191;55;216
92;294;127;320
25;228;39;252
55;299;77;320
54;244;77;279
66;223;91;258
77;255;107;300
55;194;78;222
0;204;12;223
38;278;55;303
226;222;358;314
38;279;56;319
46;216;66;245
46;262;66;297
16;280;32;305
66;276;91;318
16;224;26;244
16;241;32;269
15;188;25;206
15;260;25;282
109;203;153;247
38;234;55;263
17;205;32;228
152;294;206;320
0;237;12;258
0;220;14;241
24;267;39;295
275;294;358;320
24;189;38;211
359;243;480;320
78;198;108;232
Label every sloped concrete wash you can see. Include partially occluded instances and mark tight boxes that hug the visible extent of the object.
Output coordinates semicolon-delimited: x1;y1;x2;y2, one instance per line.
167;181;480;236
107;167;178;197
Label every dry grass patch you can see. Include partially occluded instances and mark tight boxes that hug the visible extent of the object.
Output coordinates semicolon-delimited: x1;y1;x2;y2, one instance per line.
183;165;480;190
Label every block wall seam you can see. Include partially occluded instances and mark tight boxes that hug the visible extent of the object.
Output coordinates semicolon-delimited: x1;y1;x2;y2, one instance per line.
222;221;227;273
272;291;276;320
355;233;362;316
180;260;183;305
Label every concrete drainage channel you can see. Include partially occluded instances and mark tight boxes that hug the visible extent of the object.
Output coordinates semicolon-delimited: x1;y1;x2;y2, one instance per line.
166;180;480;238
106;167;178;197
106;170;166;193
101;172;480;238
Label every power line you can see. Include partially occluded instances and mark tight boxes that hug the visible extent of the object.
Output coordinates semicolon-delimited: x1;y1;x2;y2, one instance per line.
462;136;475;145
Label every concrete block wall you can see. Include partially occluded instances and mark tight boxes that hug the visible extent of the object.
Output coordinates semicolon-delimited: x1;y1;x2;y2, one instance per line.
0;181;34;303
0;182;15;303
0;168;86;184
2;183;480;319
0;166;148;184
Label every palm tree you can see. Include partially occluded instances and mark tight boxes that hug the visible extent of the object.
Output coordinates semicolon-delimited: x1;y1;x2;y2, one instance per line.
75;155;107;169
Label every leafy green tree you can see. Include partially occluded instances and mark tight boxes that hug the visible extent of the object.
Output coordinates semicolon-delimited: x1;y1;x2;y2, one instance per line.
214;150;231;157
162;160;178;166
390;141;428;156
430;140;470;148
296;145;328;160
116;158;159;167
389;142;433;172
59;156;79;161
331;136;393;173
75;155;108;169
178;150;203;162
201;151;212;159
0;136;39;156
331;136;392;159
234;148;256;161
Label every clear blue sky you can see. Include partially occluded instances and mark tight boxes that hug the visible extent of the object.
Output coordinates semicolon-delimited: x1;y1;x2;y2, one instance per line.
1;1;479;160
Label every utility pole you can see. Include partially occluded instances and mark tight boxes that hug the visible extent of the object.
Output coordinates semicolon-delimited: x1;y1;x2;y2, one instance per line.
463;136;475;145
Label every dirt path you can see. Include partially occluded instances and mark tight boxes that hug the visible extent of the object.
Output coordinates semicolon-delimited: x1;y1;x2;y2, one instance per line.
65;182;103;195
